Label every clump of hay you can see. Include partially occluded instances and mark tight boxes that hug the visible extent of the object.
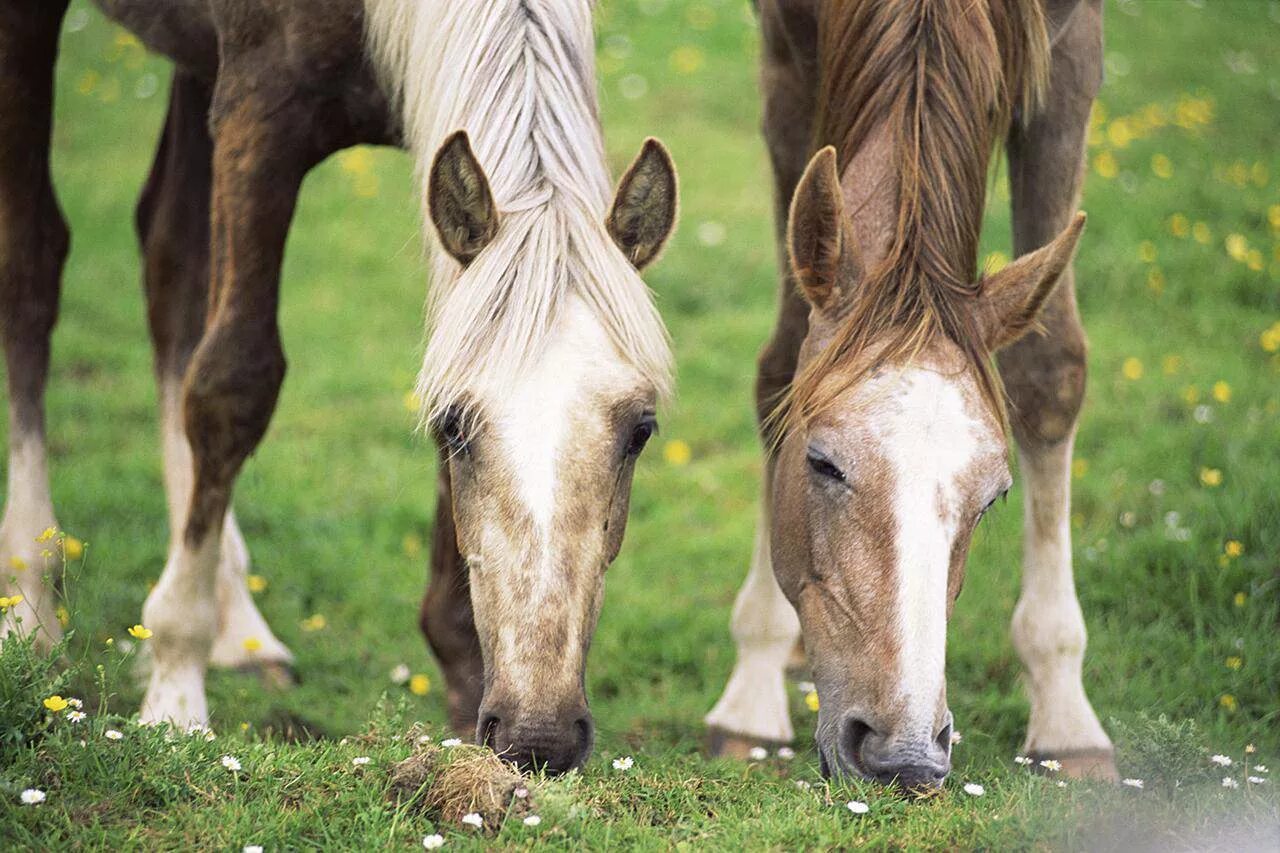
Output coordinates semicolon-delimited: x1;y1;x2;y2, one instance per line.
389;731;533;833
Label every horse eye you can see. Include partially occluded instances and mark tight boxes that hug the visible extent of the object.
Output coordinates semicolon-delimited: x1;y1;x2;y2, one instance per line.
626;415;657;456
434;406;469;455
806;449;846;484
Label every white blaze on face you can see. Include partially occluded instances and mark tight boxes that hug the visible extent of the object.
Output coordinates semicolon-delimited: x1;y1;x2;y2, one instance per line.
871;368;998;738
477;295;646;688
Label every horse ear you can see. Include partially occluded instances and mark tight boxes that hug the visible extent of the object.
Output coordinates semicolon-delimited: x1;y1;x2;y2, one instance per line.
428;131;499;265
978;212;1086;350
607;138;678;270
788;147;854;314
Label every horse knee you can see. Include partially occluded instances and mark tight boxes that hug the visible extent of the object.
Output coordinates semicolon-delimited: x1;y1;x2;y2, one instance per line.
998;313;1086;446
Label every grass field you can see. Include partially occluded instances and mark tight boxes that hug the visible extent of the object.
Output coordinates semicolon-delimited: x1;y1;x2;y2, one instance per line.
3;0;1279;848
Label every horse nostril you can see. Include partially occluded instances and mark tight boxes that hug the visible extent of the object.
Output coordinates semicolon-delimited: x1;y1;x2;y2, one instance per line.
480;714;501;749
935;721;953;752
840;717;874;771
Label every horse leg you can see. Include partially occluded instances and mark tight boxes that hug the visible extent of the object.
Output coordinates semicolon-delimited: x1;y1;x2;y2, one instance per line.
0;0;71;648
706;0;816;756
419;459;483;735
999;0;1115;781
139;69;327;726
135;71;293;686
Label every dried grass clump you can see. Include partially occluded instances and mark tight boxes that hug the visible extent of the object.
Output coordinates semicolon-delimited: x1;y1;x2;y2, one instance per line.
389;730;533;833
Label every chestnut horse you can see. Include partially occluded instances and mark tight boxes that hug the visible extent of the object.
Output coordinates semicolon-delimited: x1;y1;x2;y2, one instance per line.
706;0;1115;789
0;0;677;774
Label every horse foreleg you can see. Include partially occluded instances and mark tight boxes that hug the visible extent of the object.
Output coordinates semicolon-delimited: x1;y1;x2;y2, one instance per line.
0;0;70;649
420;459;484;735
135;71;293;686
140;73;323;726
1000;0;1115;781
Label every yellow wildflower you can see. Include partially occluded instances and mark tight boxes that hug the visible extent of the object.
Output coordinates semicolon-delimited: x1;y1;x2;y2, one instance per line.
1224;540;1243;558
1225;234;1249;262
43;695;69;712
1168;213;1189;238
0;594;24;611
403;390;423;415
247;574;267;594
242;637;262;652
1106;119;1132;148
1261;322;1280;353
1225;656;1242;671
804;690;820;712
1212;381;1231;403
1137;241;1157;263
409;673;431;696
1219;694;1238;712
56;606;70;628
1122;357;1144;380
63;536;84;560
663;439;692;467
1071;458;1089;479
127;624;152;640
1199;467;1223;488
1246;249;1264;272
8;556;26;572
1233;591;1246;607
1181;385;1200;404
37;527;57;543
1093;151;1118;179
669;45;704;75
1150;154;1173;179
1192;221;1212;244
1161;355;1182;375
301;613;327;632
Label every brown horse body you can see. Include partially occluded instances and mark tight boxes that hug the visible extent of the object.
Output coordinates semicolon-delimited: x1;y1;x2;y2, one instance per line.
707;0;1116;786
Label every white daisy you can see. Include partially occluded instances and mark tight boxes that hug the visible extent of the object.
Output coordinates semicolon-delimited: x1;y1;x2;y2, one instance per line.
1247;776;1267;784
1254;765;1268;773
797;681;816;694
440;738;462;748
20;789;46;805
220;755;242;772
243;846;263;853
1121;778;1144;789
1039;759;1062;772
795;780;811;790
104;729;123;741
777;747;795;760
390;663;411;685
1222;776;1239;789
748;746;768;761
1014;755;1033;766
66;698;83;709
846;800;869;815
67;710;86;723
422;834;445;849
523;815;542;827
612;756;634;771
352;756;371;766
1056;780;1068;788
461;812;483;828
1211;754;1233;767
962;783;984;797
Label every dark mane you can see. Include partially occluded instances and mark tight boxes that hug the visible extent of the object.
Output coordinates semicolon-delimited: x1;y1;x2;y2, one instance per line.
782;0;1050;432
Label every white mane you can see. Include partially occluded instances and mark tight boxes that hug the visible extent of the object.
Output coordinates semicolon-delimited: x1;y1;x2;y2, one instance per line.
363;0;672;425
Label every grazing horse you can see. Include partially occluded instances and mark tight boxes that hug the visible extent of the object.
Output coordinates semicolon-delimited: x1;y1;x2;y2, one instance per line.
0;0;677;774
706;0;1114;788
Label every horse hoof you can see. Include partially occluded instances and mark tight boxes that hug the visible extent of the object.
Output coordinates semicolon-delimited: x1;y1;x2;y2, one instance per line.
706;726;789;760
1031;748;1119;782
237;660;298;691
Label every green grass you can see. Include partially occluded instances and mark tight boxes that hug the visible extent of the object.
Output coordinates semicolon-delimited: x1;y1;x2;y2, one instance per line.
3;0;1279;847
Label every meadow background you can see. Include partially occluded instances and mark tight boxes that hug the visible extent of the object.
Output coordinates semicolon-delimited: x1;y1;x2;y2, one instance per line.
2;0;1278;848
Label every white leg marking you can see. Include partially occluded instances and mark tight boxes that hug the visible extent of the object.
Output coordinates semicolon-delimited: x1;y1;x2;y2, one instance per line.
0;433;62;647
1012;435;1111;754
158;387;292;670
139;531;220;727
705;501;799;743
